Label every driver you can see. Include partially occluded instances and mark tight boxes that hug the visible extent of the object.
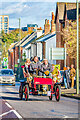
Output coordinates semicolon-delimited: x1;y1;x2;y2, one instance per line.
30;56;41;77
40;59;51;76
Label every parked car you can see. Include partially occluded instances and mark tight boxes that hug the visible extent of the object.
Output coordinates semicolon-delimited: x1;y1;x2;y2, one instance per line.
0;69;16;86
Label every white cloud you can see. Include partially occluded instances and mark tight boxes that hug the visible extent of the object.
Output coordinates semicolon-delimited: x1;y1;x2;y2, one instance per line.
1;2;30;15
0;0;77;2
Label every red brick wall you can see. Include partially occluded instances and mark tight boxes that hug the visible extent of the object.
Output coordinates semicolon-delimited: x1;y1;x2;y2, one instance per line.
15;46;19;65
8;51;11;69
21;47;23;60
42;42;46;59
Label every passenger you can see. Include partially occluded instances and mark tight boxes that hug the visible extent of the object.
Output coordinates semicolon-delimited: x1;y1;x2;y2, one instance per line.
40;59;51;76
30;56;41;76
51;64;58;77
23;58;31;78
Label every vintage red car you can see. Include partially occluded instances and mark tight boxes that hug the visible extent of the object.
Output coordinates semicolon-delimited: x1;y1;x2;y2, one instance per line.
19;76;61;102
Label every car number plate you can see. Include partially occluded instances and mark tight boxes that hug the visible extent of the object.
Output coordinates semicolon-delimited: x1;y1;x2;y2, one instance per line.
47;91;51;96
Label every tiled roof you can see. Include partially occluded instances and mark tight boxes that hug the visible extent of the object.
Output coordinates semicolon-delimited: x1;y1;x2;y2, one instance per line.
37;33;56;42
20;32;37;48
15;34;31;47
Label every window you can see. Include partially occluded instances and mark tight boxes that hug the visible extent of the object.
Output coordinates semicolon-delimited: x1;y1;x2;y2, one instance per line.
4;30;8;33
4;23;8;28
4;17;8;22
0;17;2;22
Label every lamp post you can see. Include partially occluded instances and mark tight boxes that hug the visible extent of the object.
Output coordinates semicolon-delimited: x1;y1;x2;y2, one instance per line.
76;0;79;94
18;18;21;78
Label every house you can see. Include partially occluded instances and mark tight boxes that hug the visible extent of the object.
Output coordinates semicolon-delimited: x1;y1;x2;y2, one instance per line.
36;33;56;64
55;2;80;69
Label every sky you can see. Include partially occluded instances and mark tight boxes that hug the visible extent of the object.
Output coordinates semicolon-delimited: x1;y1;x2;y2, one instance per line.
0;0;79;29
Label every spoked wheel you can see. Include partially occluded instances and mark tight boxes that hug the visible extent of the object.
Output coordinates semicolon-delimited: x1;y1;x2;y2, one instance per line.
24;85;29;101
49;93;53;100
55;85;60;102
19;85;23;100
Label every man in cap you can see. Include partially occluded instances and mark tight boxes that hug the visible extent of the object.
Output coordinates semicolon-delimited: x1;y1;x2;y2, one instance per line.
40;59;52;76
30;56;41;76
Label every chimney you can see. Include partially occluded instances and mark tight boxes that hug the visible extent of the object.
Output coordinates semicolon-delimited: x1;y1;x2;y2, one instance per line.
51;12;55;33
44;19;50;35
37;27;43;38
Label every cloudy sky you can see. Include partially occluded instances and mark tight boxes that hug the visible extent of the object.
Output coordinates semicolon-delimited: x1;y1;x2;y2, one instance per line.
0;0;78;29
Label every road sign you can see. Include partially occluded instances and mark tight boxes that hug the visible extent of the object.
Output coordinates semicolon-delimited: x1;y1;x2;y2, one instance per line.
4;58;7;62
3;57;8;68
15;64;18;67
49;48;65;60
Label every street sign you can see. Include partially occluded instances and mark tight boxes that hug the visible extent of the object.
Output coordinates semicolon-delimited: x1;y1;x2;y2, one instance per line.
3;57;8;68
49;48;65;60
15;64;18;67
4;58;7;62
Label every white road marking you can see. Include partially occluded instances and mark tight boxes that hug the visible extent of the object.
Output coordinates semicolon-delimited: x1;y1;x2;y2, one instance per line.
12;110;22;119
5;102;12;109
0;110;13;118
0;110;22;119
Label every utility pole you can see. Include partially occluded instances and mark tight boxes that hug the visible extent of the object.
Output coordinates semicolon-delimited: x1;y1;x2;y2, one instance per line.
64;43;66;67
76;0;79;94
18;18;21;78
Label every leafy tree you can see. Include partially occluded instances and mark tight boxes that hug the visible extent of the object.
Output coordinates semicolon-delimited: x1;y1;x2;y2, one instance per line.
61;20;80;59
1;29;33;60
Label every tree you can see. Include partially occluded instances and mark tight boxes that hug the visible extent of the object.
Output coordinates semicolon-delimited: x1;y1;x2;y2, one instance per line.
61;20;80;59
1;29;33;60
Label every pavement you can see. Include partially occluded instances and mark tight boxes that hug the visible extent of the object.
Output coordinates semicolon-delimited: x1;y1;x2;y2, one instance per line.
61;87;80;100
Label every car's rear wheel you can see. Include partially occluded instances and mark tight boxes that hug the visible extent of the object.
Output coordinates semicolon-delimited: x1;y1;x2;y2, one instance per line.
24;85;29;101
19;85;23;100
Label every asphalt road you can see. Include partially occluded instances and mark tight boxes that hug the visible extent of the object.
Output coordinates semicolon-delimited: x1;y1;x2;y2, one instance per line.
0;82;79;119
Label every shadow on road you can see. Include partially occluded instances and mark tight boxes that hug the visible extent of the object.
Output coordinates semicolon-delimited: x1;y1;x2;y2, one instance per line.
2;96;20;101
3;91;19;94
2;96;57;102
28;98;56;102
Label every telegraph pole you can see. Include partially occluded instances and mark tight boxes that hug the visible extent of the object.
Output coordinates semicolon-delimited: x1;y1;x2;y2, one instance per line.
76;0;79;94
19;18;21;78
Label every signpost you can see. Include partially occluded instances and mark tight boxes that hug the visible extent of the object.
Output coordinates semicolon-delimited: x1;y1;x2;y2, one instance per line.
49;47;66;67
76;0;79;94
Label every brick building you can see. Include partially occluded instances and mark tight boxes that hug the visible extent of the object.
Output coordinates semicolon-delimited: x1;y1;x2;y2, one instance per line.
55;2;80;69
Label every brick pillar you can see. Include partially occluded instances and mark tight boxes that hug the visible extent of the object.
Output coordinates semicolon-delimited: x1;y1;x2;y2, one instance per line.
15;46;19;65
8;51;11;69
56;13;64;69
21;47;23;60
42;42;46;59
11;52;14;70
13;48;15;71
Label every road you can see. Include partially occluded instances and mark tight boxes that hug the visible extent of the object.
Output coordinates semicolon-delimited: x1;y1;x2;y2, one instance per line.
0;82;79;119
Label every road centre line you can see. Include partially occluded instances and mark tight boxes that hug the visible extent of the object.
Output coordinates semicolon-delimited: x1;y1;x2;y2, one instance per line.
12;110;22;119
